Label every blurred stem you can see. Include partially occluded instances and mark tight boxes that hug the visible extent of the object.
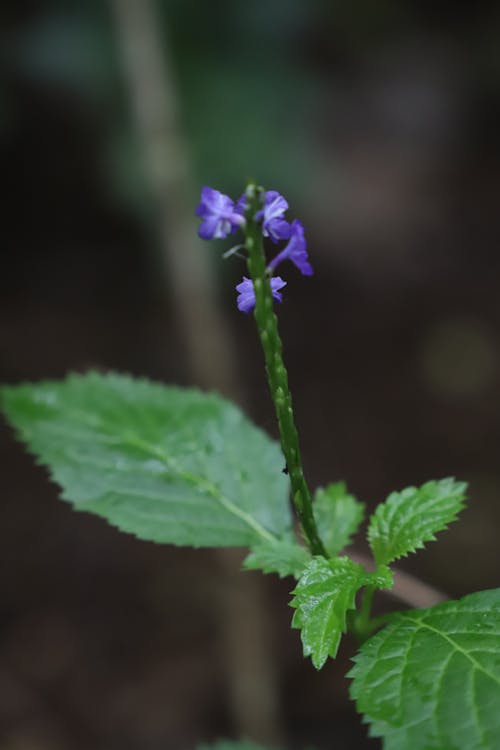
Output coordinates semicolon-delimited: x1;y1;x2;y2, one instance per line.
244;184;326;557
110;0;237;394
351;585;376;643
111;3;283;743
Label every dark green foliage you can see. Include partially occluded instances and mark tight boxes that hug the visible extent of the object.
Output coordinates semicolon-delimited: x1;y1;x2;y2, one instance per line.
350;589;500;749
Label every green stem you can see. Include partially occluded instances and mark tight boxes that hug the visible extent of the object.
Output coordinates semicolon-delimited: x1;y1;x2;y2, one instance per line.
243;184;326;557
352;584;377;643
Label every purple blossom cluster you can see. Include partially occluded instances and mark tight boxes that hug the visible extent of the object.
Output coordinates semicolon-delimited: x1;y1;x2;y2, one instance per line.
196;186;313;313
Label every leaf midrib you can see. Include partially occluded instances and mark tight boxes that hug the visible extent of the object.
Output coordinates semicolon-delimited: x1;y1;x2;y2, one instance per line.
400;614;500;688
27;408;279;545
125;433;278;543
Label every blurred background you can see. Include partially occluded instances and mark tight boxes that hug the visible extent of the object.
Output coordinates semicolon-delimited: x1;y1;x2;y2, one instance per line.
1;1;500;748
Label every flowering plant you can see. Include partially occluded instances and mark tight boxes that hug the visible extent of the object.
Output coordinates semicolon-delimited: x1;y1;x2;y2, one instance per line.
2;182;500;750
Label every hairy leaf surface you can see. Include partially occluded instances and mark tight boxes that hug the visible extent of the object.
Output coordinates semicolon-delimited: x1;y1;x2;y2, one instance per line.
313;482;365;556
368;477;466;566
291;557;393;669
349;588;500;750
243;537;310;578
2;372;292;547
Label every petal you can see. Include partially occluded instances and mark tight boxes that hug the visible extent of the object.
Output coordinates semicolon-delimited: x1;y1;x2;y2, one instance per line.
196;186;219;216
270;276;287;304
213;219;232;239
196;186;236;220
236;277;253;294
198;216;220;239
295;255;314;275
267;220;313;275
264;190;289;221
271;276;286;302
267;248;287;271
235;193;248;216
266;218;292;243
237;293;256;313
270;276;287;293
236;277;256;313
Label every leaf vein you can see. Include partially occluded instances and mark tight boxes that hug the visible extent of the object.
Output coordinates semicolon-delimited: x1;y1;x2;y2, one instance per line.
400;615;500;688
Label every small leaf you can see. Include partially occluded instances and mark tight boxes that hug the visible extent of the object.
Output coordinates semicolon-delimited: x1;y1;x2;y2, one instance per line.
290;557;392;669
2;372;292;548
313;482;365;556
349;588;500;750
367;477;467;566
243;537;310;578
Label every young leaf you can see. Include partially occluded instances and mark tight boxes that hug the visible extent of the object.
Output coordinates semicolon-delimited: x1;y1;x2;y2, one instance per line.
367;477;467;566
349;588;500;750
2;372;292;548
243;537;310;578
313;482;365;556
290;557;393;669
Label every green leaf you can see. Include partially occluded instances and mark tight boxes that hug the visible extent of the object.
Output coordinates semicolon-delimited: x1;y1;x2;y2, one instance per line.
243;537;310;578
2;372;292;548
349;588;500;750
367;477;467;566
290;557;392;669
313;482;365;556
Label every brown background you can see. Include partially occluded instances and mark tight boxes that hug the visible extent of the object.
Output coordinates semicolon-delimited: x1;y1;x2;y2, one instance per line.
1;1;500;748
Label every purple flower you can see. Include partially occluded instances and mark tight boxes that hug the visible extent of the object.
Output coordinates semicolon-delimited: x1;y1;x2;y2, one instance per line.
236;276;287;314
235;192;248;217
267;219;313;276
196;186;245;240
256;190;291;243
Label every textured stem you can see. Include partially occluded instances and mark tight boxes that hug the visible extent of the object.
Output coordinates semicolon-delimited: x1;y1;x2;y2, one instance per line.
244;184;326;557
354;585;376;642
